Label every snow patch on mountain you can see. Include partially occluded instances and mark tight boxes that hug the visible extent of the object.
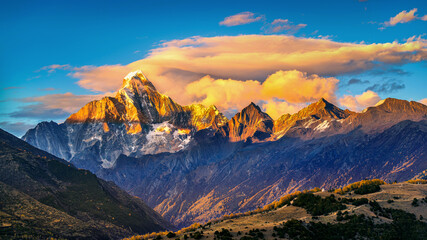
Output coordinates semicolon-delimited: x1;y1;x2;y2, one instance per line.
141;122;192;155
314;120;330;132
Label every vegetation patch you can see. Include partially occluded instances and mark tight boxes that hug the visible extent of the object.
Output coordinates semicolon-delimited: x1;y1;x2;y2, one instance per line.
273;212;427;240
407;179;427;184
334;179;385;195
214;228;233;240
292;193;346;216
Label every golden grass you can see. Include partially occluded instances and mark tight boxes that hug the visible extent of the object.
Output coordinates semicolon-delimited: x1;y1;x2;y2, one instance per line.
407;179;427;184
334;179;385;195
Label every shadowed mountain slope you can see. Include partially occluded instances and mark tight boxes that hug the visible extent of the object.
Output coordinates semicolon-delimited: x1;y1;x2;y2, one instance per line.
0;128;173;239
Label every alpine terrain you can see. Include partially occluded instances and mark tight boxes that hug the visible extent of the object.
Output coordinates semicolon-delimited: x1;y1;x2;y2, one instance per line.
23;71;427;227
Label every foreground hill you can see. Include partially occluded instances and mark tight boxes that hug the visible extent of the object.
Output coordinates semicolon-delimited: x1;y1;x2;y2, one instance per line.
22;71;427;227
128;180;427;240
0;128;173;239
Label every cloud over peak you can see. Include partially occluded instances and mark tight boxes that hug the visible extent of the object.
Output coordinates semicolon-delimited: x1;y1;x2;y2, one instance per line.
339;90;381;112
220;12;263;26
37;34;426;119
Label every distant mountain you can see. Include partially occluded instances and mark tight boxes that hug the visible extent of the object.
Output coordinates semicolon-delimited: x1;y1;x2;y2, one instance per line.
22;71;427;227
0;128;173;239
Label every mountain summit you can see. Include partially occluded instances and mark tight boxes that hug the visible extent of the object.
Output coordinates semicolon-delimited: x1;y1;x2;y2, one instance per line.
224;102;274;142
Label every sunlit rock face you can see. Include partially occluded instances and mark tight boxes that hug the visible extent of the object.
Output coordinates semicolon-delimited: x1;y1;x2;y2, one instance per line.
23;70;228;171
220;102;274;142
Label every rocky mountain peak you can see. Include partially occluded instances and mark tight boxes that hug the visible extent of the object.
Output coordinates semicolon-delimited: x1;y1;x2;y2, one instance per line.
363;98;427;114
118;70;158;99
225;102;273;142
239;102;270;119
272;98;353;138
302;98;351;120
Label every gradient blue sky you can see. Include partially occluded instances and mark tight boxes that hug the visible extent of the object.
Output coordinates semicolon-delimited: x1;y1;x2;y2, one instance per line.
1;0;426;136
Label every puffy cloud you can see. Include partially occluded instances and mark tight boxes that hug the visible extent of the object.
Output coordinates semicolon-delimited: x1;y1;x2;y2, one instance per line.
382;8;427;28
186;75;262;110
339;90;381;112
185;70;339;117
68;35;426;103
72;65;132;93
419;98;427;105
261;70;338;103
264;19;307;33
219;12;263;26
41;35;426;116
262;99;303;119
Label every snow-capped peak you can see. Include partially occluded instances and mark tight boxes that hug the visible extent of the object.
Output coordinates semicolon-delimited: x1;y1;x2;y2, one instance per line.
124;70;147;82
119;70;157;98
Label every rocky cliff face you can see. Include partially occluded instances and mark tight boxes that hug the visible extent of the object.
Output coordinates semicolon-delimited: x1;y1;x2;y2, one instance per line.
221;103;274;142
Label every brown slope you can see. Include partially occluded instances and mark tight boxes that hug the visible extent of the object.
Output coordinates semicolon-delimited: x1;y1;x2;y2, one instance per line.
222;102;273;142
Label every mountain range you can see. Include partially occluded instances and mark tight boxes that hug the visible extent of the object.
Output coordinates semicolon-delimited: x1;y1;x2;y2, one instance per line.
22;71;427;227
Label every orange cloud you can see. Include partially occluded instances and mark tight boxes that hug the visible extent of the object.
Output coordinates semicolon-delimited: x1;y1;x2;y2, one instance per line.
382;8;426;27
185;75;262;110
262;99;304;119
339;90;381;112
261;70;338;103
70;35;426;99
185;70;339;117
41;35;425;117
219;12;263;26
419;98;427;105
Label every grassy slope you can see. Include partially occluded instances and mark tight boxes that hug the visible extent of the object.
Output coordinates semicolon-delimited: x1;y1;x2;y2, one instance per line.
131;182;427;240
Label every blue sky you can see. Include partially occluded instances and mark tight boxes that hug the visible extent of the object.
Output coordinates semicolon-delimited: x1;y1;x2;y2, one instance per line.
1;0;426;136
